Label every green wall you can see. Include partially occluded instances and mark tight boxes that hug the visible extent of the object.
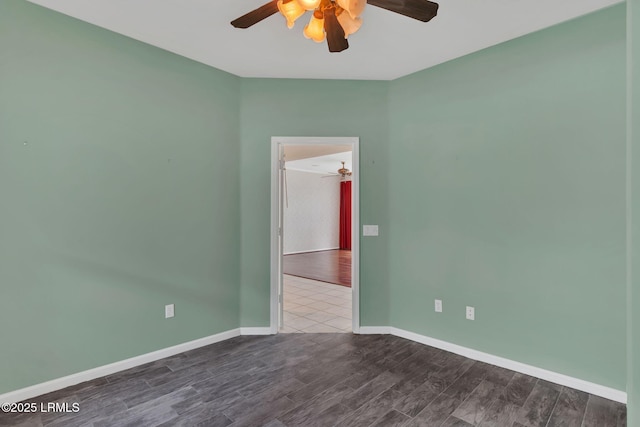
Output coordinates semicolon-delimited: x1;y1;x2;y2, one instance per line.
629;0;639;421
239;79;390;327
0;1;241;393
389;5;627;390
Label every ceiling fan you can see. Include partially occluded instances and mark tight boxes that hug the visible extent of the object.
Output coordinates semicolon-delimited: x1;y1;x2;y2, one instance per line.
231;0;439;53
322;161;353;178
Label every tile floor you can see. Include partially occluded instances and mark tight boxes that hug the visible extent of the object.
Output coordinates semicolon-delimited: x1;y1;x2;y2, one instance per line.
280;274;352;333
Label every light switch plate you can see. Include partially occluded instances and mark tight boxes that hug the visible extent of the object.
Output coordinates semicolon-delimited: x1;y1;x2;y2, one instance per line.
363;225;379;236
435;299;442;313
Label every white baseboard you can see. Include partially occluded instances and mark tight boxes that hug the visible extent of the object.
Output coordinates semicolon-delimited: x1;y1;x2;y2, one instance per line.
387;327;626;404
358;326;392;335
0;328;241;404
357;325;625;403
283;247;340;256
240;327;273;335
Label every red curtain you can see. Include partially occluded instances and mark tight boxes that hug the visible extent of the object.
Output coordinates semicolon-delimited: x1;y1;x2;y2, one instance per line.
339;181;352;250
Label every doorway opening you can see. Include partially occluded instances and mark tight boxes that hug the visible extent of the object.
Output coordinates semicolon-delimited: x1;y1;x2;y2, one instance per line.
270;137;360;334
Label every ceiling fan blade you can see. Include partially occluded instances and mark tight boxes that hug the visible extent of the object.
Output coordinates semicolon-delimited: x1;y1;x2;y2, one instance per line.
324;8;349;53
231;0;279;29
367;0;438;22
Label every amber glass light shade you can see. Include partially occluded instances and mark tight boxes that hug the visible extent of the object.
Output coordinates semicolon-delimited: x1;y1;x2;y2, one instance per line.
278;0;306;28
336;8;362;37
297;0;321;11
336;0;366;18
303;10;325;42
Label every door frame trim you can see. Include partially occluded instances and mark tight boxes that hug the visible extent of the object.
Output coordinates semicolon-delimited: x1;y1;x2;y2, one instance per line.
270;136;360;334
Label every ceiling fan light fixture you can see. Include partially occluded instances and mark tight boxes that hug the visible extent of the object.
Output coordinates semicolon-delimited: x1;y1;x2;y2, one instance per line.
336;0;365;18
336;7;362;37
231;0;439;53
278;0;306;28
297;0;322;11
303;10;326;43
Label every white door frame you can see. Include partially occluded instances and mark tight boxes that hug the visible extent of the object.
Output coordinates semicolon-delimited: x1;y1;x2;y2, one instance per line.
270;136;360;334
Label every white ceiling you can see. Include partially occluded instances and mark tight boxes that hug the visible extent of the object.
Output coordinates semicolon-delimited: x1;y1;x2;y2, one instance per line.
27;0;622;80
283;144;351;162
287;151;352;175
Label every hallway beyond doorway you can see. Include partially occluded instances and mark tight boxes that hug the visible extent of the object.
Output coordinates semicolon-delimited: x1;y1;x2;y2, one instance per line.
281;274;352;333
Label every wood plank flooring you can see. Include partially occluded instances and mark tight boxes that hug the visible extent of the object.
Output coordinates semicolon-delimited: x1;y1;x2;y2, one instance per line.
0;334;626;427
283;250;351;287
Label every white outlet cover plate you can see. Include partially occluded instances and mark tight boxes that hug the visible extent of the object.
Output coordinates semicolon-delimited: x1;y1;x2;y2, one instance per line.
435;299;442;313
165;304;175;318
466;306;475;320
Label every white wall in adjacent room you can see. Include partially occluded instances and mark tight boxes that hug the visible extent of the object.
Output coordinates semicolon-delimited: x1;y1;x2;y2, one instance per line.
283;169;341;254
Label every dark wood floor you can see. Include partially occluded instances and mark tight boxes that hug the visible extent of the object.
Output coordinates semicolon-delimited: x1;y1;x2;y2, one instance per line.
1;334;625;427
283;249;351;287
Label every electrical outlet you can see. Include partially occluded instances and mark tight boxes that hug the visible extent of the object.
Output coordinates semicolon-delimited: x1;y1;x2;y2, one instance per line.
165;304;175;319
466;306;475;320
435;299;442;313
